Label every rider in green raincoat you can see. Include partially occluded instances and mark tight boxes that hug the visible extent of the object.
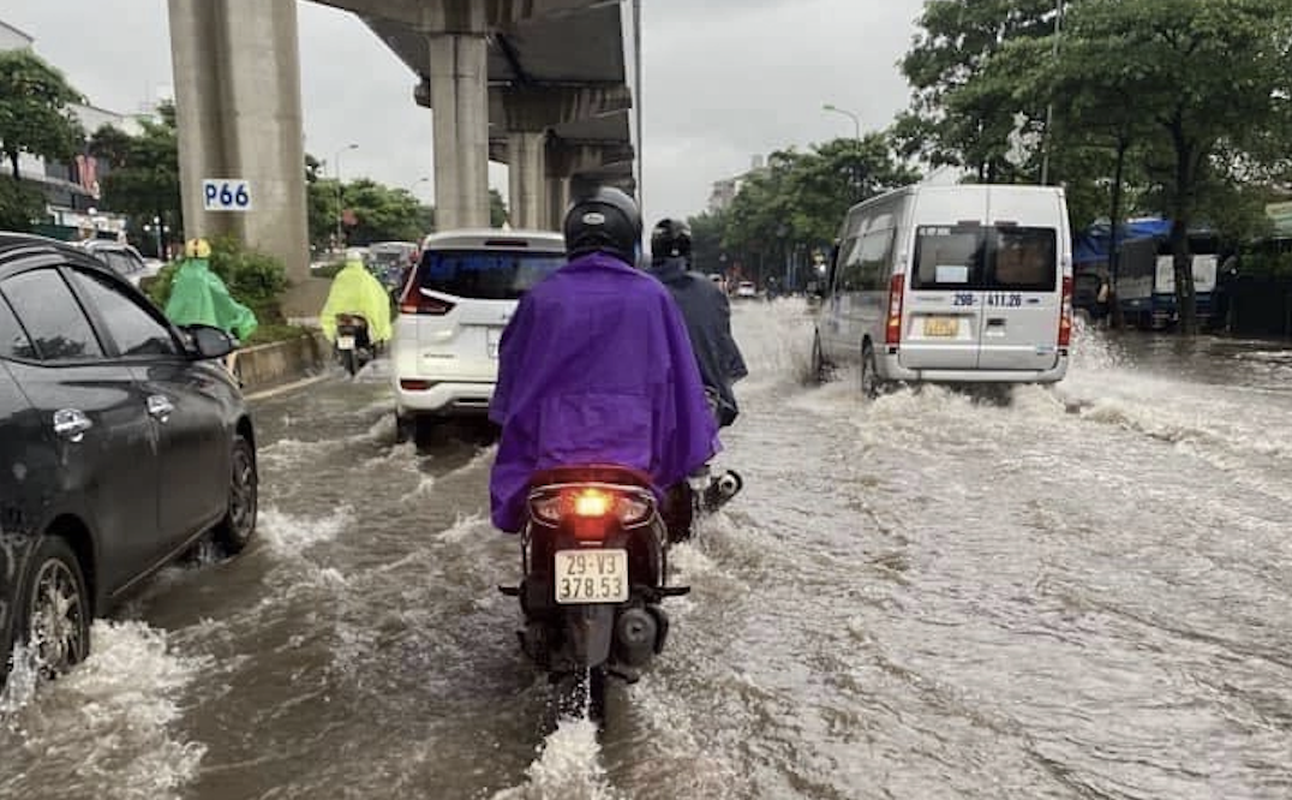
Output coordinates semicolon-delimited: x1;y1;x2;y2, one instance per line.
319;250;393;345
165;238;259;342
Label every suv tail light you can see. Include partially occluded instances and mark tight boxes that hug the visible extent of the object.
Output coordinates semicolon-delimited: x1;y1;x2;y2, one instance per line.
885;274;905;345
1058;275;1073;347
398;280;455;316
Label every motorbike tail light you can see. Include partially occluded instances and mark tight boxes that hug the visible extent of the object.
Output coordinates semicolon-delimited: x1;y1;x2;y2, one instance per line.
527;486;655;529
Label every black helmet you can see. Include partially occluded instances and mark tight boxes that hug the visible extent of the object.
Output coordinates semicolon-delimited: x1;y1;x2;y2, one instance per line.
650;218;692;259
563;186;642;265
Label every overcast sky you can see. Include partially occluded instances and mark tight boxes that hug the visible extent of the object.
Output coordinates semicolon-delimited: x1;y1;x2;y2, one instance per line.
4;0;927;222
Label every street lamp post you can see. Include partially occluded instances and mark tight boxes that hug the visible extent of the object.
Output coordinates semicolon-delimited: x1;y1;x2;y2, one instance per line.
334;143;358;250
823;103;863;203
1040;0;1064;185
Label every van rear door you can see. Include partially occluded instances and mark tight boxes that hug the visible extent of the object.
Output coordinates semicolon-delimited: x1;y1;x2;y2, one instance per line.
899;224;986;370
976;225;1061;371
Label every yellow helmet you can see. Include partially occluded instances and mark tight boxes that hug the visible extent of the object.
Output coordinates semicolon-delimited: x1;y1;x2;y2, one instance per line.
185;238;212;259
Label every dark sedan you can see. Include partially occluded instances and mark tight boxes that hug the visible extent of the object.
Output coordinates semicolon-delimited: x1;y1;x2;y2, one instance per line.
0;234;258;689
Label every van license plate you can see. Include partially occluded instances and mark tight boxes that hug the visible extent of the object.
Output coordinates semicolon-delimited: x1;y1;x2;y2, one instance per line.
554;548;629;604
337;335;356;350
923;317;958;337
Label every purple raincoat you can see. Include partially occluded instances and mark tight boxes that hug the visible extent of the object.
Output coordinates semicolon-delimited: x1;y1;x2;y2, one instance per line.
488;252;720;533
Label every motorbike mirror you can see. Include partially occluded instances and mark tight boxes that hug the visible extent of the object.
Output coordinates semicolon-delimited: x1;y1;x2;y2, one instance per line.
184;324;236;360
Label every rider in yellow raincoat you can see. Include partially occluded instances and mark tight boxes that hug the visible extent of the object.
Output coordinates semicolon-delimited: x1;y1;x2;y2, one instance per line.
319;249;393;345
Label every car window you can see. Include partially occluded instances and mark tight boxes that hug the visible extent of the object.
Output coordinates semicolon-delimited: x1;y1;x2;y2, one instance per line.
0;269;105;362
991;227;1056;291
103;250;141;276
69;269;178;357
839;228;893;292
419;250;565;300
0;295;38;361
912;225;1057;291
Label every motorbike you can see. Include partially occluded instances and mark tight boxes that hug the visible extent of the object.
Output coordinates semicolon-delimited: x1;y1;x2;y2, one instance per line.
334;313;375;377
499;462;743;722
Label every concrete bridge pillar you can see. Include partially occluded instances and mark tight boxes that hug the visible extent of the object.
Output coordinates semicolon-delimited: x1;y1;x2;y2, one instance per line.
507;131;548;230
427;25;489;230
168;0;313;315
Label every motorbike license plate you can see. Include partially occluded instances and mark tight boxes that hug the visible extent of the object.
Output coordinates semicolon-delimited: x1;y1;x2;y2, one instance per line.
554;548;629;604
923;316;958;337
337;335;356;351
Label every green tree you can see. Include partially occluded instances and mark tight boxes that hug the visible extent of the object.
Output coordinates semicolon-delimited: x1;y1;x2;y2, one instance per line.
0;49;84;181
1045;0;1292;332
89;102;181;256
338;178;423;245
898;0;1066;181
719;136;919;284
0;177;43;231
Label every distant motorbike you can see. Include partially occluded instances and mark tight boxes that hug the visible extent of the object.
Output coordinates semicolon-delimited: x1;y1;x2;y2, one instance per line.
499;462;742;722
334;313;375;377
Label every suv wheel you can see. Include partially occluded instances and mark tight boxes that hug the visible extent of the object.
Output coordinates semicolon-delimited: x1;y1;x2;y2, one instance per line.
214;434;258;554
11;536;90;681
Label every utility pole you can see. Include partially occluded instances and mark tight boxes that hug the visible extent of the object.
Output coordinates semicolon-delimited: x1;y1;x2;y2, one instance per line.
1040;0;1064;185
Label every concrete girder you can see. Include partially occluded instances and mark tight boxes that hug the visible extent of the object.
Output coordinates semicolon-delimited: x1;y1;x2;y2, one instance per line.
492;84;632;132
312;0;612;32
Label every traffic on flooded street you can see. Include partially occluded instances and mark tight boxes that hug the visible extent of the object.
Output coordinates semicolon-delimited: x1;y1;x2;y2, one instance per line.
5;0;1292;797
2;301;1289;800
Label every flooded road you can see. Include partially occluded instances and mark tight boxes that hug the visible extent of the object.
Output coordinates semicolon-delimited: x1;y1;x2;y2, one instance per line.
2;303;1290;799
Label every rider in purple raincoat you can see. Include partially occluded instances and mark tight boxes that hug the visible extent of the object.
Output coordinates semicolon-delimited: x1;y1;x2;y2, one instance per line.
488;187;720;534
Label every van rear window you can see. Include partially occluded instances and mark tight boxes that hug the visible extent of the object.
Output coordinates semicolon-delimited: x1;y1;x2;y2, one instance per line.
912;226;1056;291
418;250;565;300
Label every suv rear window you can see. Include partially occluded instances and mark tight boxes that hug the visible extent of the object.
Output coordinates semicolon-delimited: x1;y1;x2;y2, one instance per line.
418;250;565;300
912;226;1057;292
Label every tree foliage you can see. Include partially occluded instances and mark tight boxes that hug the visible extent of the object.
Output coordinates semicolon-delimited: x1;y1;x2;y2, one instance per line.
897;0;1062;181
89;102;182;252
697;136;919;283
0;49;84;181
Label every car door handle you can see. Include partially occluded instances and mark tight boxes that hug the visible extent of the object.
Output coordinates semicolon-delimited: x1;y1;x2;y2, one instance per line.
147;394;175;423
53;409;93;443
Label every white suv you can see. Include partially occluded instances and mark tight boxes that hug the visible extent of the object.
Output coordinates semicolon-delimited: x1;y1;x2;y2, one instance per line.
391;229;565;441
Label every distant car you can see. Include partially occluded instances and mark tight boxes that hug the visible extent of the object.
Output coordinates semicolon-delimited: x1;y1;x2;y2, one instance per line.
73;240;161;288
366;241;418;290
391;229;565;444
735;281;758;299
0;233;258;689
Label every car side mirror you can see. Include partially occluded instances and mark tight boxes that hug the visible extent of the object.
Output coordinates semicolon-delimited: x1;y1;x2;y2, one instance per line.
184;324;236;360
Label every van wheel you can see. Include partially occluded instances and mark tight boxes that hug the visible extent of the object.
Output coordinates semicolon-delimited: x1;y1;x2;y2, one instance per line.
12;536;91;681
860;343;881;400
810;333;833;384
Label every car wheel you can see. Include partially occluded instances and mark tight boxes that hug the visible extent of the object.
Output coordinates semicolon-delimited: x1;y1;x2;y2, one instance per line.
810;333;833;385
214;434;258;554
860;342;881;400
12;536;91;681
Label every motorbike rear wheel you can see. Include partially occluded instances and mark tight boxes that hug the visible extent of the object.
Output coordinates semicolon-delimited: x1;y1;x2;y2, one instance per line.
342;348;357;377
552;666;607;725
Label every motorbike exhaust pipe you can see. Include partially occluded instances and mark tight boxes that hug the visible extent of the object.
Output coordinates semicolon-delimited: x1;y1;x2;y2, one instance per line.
613;608;659;667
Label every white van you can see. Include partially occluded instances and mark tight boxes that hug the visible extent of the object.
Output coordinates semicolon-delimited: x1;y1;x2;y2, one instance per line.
391;229;565;442
812;184;1073;396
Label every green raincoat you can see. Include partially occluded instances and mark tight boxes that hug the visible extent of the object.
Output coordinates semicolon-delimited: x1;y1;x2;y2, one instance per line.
319;258;393;343
164;257;258;342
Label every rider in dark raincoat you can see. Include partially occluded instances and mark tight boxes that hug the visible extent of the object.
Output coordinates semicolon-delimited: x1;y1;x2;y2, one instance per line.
648;218;748;428
488;187;719;535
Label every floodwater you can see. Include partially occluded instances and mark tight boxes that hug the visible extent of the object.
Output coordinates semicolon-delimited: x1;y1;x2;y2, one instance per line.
2;302;1290;799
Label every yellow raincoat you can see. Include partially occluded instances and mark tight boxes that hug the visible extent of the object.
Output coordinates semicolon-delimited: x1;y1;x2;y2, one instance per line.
319;253;393;343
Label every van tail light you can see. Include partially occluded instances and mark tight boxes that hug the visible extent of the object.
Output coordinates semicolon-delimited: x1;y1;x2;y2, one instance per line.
1058;275;1073;347
885;274;905;345
398;280;455;316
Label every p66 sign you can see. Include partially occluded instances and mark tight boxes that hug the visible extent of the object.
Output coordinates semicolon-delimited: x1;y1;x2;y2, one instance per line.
202;179;253;211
